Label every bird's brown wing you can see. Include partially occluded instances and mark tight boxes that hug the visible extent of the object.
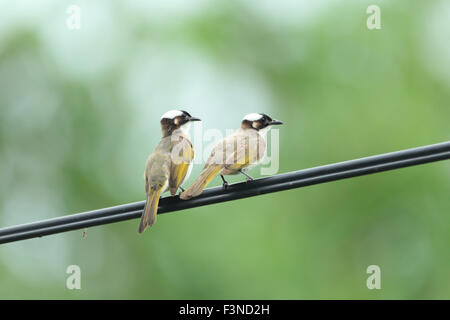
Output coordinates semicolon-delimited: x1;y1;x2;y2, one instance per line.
140;146;171;232
169;134;194;195
204;130;240;167
222;129;266;174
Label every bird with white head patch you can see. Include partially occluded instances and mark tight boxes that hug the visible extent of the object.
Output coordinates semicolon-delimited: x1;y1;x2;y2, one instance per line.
180;113;283;200
138;109;201;233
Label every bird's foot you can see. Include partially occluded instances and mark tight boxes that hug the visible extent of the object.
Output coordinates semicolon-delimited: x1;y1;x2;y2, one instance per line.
220;175;229;189
239;170;254;182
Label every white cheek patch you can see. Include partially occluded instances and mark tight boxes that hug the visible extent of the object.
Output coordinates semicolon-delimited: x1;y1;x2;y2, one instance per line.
179;122;192;135
243;113;263;121
161;110;183;120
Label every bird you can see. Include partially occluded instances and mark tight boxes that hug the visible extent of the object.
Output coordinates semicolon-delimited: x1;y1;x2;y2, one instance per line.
138;109;201;233
180;113;283;200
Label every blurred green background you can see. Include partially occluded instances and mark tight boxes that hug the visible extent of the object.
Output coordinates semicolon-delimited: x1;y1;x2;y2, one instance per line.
0;0;449;299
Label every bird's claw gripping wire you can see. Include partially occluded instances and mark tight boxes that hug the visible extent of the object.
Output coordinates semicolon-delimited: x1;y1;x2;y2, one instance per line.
239;170;254;182
220;175;229;189
178;186;185;195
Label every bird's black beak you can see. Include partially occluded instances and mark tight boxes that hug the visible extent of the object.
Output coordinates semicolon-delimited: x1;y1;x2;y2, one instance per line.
270;119;283;125
188;117;201;122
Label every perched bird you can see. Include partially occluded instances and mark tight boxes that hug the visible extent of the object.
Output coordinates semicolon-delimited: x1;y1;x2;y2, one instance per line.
138;110;200;233
180;113;283;200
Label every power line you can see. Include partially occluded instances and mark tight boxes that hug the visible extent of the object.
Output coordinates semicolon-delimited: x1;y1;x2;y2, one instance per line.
0;141;449;245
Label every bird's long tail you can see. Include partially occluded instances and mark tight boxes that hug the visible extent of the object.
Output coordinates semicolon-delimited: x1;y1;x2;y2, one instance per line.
180;165;223;200
138;187;163;233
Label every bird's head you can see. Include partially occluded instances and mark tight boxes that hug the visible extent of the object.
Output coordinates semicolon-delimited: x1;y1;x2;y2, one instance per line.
241;113;283;134
160;109;201;136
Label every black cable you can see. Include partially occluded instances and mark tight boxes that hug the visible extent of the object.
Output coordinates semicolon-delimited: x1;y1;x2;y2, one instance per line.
0;141;449;244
